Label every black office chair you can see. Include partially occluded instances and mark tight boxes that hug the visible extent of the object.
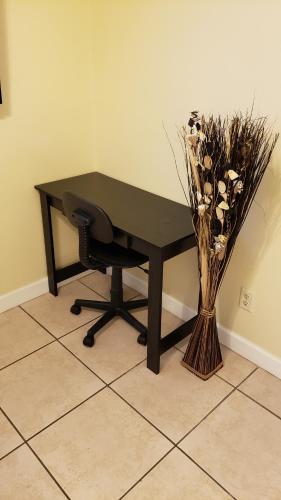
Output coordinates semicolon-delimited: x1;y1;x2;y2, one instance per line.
63;192;148;347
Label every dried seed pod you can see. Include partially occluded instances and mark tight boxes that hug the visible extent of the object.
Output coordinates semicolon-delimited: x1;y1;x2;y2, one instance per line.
216;207;224;220
214;241;224;254
204;182;212;195
228;169;239;180
218;201;229;210
203;155;212;169
188;135;198;147
218;180;226;194
217;234;227;244
198;204;206;216
191;110;199;119
199;131;206;141
234;180;243;194
196;191;202;202
221;192;228;202
218;247;226;261
204;195;211;204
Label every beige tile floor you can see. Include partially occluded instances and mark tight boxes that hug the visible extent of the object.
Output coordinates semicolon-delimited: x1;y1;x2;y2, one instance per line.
0;271;281;499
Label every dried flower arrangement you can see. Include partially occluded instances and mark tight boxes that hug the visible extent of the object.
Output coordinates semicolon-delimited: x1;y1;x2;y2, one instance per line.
178;110;278;379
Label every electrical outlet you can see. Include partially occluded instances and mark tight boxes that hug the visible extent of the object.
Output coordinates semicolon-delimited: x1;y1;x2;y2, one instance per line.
239;287;253;312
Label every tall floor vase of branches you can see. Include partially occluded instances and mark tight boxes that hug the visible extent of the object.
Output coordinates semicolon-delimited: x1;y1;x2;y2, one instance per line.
179;111;278;380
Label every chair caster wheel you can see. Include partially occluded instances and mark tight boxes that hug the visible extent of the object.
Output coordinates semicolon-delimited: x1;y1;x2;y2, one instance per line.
137;333;147;346
70;304;81;315
83;334;95;347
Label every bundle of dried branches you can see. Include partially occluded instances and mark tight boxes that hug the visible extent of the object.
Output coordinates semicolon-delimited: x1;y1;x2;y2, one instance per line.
178;110;278;379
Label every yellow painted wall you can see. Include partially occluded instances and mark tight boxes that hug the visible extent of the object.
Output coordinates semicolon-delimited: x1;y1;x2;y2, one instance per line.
0;0;96;294
92;0;281;357
1;0;281;359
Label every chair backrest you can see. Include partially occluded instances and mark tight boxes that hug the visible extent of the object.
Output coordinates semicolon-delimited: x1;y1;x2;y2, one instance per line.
63;192;114;244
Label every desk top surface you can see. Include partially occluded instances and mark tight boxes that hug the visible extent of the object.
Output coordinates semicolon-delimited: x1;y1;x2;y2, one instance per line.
36;172;194;249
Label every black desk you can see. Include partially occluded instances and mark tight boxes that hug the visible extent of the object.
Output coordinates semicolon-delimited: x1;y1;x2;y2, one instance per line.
35;172;197;373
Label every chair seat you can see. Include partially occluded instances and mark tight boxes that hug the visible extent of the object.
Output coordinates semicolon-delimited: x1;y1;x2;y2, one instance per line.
90;239;148;268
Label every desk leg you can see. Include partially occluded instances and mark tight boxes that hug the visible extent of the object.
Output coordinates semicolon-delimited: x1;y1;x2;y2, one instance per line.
39;192;58;296
147;254;163;374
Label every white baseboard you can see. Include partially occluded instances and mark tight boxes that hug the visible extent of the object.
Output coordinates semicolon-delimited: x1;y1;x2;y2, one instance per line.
0;270;92;314
122;270;281;380
1;268;280;379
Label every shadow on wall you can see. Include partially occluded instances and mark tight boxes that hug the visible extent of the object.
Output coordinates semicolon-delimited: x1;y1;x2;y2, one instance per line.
217;151;281;330
0;0;10;118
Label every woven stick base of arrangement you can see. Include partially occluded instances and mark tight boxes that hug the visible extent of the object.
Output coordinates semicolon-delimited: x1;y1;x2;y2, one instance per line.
182;308;223;380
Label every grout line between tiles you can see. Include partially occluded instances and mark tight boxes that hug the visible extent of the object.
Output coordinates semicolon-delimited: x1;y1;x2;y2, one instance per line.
237;389;281;422
0;406;27;443
57;326;148;388
56;339;107;385
176;387;236;447
19;305;104;341
77;279;113;301
26;443;71;499
0;441;25;462
26;388;106;442
179;448;237;499
214;373;236;388
109;386;176;446
2;279;280;500
0;378;236;500
118;447;177;500
56;315;104;340
236;366;259;388
17;287;150;389
8;292;165;448
174;345;185;354
120;443;237;500
0;406;69;498
17;305;108;386
2;379;177;500
108;357;147;385
0;339;56;373
4;300;278;436
4;302;277;443
78;276;140;302
213;366;259;393
0;389;104;448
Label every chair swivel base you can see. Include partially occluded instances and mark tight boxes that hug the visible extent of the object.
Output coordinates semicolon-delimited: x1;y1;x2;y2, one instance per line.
70;297;148;347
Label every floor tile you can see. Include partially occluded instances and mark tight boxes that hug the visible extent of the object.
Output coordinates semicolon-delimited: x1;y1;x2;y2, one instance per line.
0;342;104;438
21;281;104;337
0;307;53;369
175;333;190;351
125;448;231;500
132;304;183;338
180;391;281;500
177;339;256;387
0;445;65;499
80;271;138;300
30;388;172;500
216;345;256;386
61;317;147;383
0;410;23;459
112;349;232;442
240;368;281;417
